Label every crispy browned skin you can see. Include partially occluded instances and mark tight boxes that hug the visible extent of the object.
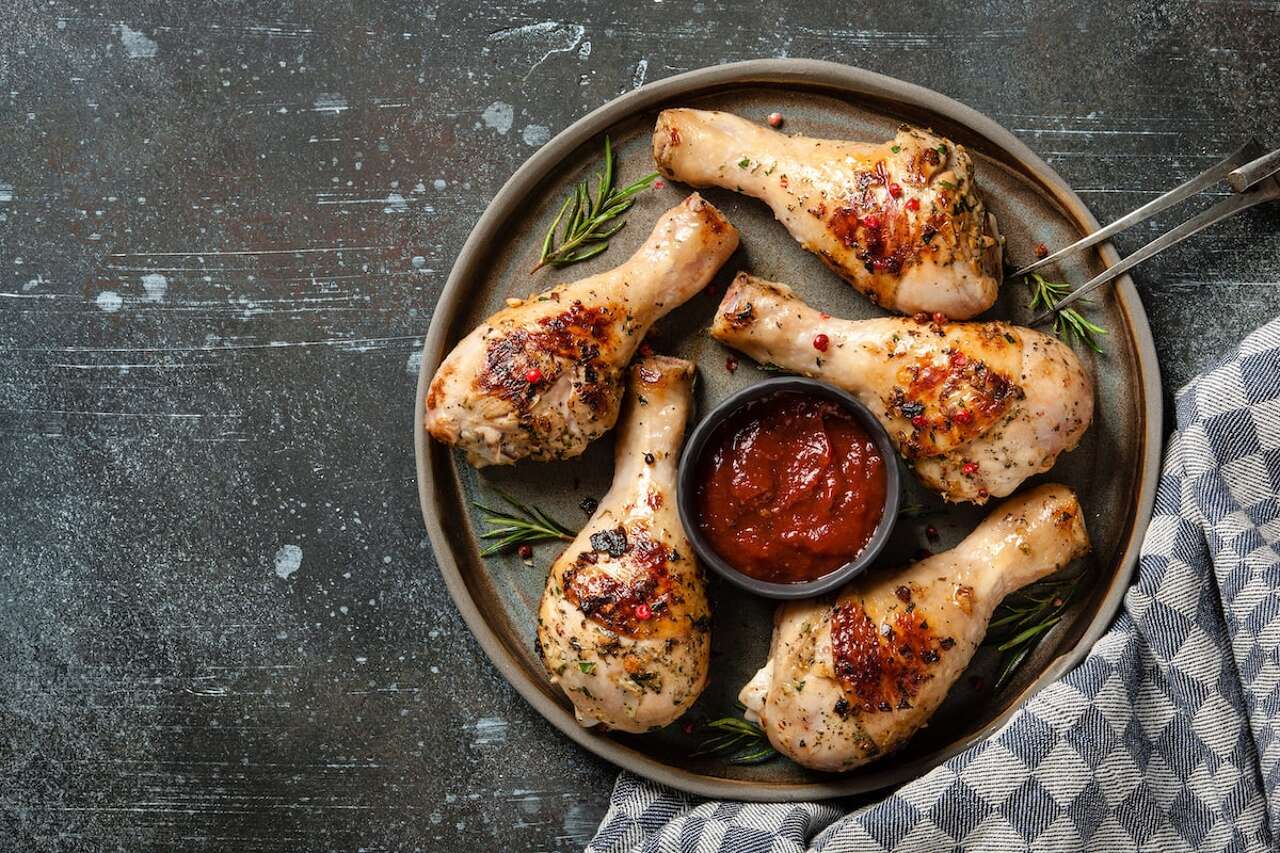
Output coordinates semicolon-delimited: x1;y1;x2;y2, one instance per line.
740;484;1090;771
653;109;1002;318
425;194;739;466
710;274;1093;503
537;357;710;732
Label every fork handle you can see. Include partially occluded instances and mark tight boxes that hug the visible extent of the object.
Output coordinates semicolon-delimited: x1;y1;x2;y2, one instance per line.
1030;179;1280;325
1229;148;1280;192
1013;139;1264;279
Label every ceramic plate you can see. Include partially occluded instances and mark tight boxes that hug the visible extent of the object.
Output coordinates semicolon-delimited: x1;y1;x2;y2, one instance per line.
414;59;1162;800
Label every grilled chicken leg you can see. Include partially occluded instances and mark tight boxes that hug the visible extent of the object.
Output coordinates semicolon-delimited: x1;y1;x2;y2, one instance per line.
426;194;738;466
711;274;1092;503
740;484;1089;772
653;109;1001;319
536;357;710;733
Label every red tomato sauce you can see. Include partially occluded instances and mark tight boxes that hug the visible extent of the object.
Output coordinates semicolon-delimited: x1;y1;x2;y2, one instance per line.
694;393;887;583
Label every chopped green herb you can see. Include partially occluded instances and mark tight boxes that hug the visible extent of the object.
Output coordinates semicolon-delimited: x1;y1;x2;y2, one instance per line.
738;157;751;169
577;660;596;674
890;144;901;153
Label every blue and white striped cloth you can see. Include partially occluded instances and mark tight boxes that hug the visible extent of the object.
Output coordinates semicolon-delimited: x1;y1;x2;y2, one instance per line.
589;320;1280;852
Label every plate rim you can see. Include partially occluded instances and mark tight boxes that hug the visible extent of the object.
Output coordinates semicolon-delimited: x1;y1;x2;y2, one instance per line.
413;58;1163;801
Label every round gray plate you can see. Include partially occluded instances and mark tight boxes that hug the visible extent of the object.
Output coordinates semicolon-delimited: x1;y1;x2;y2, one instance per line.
414;59;1162;801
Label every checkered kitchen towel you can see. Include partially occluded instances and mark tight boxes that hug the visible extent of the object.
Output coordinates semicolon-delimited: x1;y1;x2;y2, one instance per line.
588;319;1280;852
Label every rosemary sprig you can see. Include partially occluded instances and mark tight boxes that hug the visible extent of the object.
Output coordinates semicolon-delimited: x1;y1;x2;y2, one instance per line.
473;489;575;557
1026;273;1108;353
986;576;1081;688
899;502;940;518
692;705;778;765
533;136;659;272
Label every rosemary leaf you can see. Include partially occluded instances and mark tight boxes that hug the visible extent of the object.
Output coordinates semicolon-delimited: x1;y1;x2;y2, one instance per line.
1026;273;1107;353
534;136;659;272
996;615;1063;652
541;195;572;260
474;489;576;557
557;243;610;265
692;705;779;765
587;219;627;242
986;575;1080;687
594;136;614;213
995;645;1033;690
562;187;583;244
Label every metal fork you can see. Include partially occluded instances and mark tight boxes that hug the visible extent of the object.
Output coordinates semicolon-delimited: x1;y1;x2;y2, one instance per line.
1015;141;1280;326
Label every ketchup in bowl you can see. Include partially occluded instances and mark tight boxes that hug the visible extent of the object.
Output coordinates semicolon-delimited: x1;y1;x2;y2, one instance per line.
694;391;887;584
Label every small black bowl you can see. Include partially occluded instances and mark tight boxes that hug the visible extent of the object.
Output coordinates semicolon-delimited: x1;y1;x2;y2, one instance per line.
677;377;900;600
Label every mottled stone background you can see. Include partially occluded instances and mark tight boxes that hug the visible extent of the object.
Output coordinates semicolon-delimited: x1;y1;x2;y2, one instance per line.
1;1;1278;850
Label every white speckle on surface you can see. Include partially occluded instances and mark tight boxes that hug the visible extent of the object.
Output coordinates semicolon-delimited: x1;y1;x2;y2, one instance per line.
96;291;123;313
433;178;447;190
0;183;13;202
22;275;42;292
406;347;423;376
488;22;586;80
115;23;158;59
578;40;592;59
632;58;649;89
411;255;426;269
522;124;551;146
469;716;509;746
313;93;349;114
481;101;514;135
141;273;167;303
563;802;600;841
274;544;303;579
383;192;408;213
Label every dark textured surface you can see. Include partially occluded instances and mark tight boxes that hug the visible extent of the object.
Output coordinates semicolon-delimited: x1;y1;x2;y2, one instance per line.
1;1;1278;850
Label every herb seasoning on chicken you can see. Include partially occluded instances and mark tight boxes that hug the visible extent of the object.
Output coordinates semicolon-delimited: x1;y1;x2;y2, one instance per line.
739;484;1090;771
710;273;1093;503
426;194;738;466
653;109;1002;319
536;357;710;732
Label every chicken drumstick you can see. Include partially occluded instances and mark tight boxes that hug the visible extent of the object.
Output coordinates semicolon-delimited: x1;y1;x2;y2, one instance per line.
426;194;738;466
653;109;1001;319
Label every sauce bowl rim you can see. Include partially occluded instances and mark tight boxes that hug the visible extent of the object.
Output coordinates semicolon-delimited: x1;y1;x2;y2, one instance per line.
676;376;902;600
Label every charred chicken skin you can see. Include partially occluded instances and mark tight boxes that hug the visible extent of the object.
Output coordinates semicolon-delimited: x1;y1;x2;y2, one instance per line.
740;484;1089;771
536;357;710;732
426;194;738;466
653;109;1002;319
710;274;1092;503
